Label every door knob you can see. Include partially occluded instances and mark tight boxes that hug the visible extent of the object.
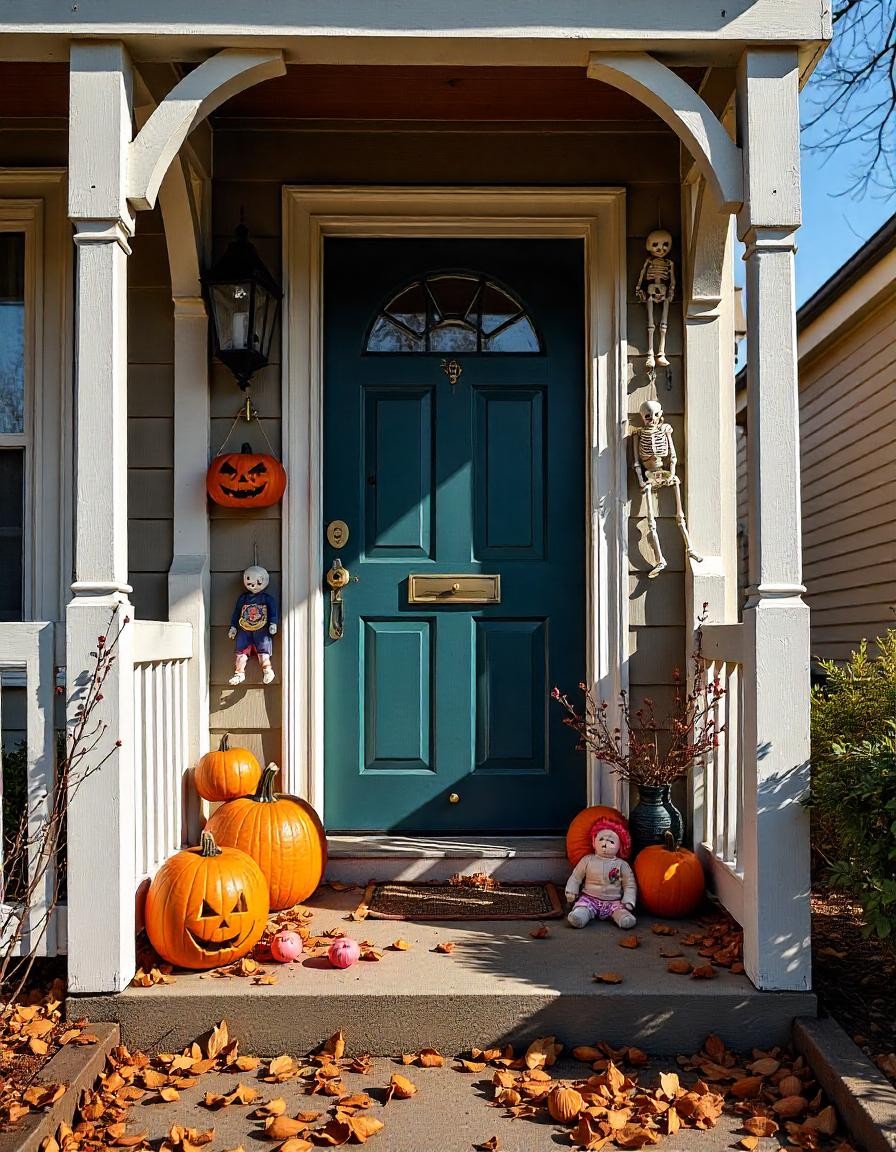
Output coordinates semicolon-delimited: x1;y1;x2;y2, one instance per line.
449;793;460;804
326;558;351;589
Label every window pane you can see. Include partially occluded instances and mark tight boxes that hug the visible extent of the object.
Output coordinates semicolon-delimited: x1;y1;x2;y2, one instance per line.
384;282;427;335
368;315;425;352
426;274;479;321
429;322;478;352
0;449;24;621
484;316;540;352
0;233;25;434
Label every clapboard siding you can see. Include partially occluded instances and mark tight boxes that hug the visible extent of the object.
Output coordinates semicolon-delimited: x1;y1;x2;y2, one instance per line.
128;209;174;619
800;292;896;661
209;120;687;772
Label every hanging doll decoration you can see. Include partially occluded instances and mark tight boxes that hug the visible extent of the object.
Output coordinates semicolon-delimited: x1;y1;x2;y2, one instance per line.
228;565;278;686
635;229;675;370
633;399;702;579
565;817;637;930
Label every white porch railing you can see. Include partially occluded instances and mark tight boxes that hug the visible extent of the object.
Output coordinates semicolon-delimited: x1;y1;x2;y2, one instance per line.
695;623;745;923
0;622;59;957
132;620;193;884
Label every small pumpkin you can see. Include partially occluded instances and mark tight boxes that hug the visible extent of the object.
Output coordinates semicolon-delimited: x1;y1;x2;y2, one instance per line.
566;805;628;867
205;764;327;910
194;734;262;803
329;937;361;969
145;831;268;970
206;442;287;509
547;1085;584;1124
270;929;303;963
634;831;705;918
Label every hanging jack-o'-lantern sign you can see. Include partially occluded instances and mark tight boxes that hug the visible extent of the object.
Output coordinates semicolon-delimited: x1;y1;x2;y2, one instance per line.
207;442;287;509
144;831;269;970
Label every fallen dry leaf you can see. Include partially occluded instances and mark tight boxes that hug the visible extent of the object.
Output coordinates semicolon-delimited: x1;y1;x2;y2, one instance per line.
525;1036;562;1069
651;924;676;936
666;959;693;975
433;942;456;954
390;939;411;951
690;964;716;980
593;972;624;984
264;1117;308;1141
386;1073;418;1101
742;1116;779;1137
529;925;551;939
473;1139;499;1151
739;1137;759;1150
618;935;640;949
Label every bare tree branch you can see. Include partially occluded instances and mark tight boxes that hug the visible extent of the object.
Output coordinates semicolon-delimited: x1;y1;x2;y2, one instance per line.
803;0;896;197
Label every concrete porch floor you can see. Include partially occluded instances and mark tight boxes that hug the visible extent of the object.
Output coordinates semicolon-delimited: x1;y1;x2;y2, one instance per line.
72;885;815;1056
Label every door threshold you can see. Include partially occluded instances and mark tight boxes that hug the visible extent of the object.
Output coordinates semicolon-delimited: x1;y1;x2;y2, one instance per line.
325;834;569;885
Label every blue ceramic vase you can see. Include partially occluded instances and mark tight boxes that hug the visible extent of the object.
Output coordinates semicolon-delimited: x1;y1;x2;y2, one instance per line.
629;785;684;856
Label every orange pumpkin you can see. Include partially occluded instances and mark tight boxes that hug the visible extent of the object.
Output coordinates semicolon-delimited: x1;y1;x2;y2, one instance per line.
634;832;705;918
205;764;327;910
206;443;287;509
194;733;262;803
566;805;629;866
144;830;269;970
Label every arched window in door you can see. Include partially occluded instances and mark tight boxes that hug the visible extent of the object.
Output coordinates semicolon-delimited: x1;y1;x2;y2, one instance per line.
365;272;542;353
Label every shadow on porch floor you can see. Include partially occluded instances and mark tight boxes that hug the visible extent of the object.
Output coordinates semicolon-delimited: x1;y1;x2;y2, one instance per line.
71;886;816;1057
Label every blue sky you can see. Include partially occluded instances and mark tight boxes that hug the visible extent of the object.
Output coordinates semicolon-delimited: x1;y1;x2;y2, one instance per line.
794;63;894;306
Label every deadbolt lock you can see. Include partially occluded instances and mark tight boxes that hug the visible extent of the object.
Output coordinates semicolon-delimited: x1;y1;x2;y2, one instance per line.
326;558;351;590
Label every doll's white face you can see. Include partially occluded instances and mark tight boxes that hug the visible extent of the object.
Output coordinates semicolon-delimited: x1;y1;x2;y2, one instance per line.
243;565;269;594
593;828;621;859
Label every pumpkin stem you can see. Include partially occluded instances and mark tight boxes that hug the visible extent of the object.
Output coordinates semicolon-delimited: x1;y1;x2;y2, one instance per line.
664;830;678;852
255;763;279;803
199;830;222;857
219;733;231;752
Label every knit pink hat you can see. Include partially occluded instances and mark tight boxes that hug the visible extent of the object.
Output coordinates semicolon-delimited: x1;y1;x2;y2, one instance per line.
590;817;632;860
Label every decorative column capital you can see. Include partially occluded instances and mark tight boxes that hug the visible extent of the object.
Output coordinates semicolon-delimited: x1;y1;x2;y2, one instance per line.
173;295;208;321
739;225;798;258
72;217;135;255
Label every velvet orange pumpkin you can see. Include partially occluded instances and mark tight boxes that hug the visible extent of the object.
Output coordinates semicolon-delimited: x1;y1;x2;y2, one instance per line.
206;443;287;509
205;764;327;910
634;832;705;918
194;733;262;803
144;831;269;970
566;805;629;866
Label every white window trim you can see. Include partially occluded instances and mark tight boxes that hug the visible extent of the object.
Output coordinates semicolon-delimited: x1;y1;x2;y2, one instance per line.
281;186;629;817
0;172;70;631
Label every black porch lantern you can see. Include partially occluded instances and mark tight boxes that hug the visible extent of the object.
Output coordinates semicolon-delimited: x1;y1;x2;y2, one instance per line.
204;223;282;390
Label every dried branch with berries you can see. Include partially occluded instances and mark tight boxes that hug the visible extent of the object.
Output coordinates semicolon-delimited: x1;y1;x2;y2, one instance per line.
552;612;725;787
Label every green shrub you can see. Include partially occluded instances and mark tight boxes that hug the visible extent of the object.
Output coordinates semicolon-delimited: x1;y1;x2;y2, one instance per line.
809;628;896;940
807;725;896;941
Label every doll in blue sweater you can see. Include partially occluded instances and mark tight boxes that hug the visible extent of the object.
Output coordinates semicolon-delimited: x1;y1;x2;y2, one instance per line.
228;565;278;686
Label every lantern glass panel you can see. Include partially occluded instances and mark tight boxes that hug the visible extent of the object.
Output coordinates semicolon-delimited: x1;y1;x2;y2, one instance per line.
253;284;277;359
211;282;252;351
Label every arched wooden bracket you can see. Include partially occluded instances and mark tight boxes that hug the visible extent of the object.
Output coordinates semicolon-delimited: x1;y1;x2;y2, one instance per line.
587;52;743;214
128;48;285;211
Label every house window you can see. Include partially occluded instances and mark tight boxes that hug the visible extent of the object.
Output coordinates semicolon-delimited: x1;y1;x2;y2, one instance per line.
0;231;26;622
366;272;542;354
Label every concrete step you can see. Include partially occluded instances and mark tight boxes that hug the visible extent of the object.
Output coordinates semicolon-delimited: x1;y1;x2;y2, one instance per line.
73;886;816;1058
325;835;570;885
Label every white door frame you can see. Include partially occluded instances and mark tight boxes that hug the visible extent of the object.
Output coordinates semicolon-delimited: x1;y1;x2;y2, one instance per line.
281;186;629;820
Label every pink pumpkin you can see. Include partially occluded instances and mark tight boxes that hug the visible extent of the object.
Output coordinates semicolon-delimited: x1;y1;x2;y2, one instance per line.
270;930;303;963
328;937;361;969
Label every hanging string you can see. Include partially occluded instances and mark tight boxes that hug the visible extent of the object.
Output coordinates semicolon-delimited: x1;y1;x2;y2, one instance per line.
211;392;280;459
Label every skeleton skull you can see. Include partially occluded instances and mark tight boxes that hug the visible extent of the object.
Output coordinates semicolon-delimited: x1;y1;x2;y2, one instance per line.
646;229;672;258
640;400;663;429
243;564;270;594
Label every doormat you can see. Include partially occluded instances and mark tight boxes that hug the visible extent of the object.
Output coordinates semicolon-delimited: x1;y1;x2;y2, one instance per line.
356;880;564;921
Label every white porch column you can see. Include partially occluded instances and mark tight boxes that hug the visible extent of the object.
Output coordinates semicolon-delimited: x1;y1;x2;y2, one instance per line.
736;49;812;991
168;294;211;842
66;41;138;993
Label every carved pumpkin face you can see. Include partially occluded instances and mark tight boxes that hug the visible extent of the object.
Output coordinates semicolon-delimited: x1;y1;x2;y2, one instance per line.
145;832;269;970
206;444;287;509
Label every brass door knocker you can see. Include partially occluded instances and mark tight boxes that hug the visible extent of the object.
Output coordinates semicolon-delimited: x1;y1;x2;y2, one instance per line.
440;358;462;386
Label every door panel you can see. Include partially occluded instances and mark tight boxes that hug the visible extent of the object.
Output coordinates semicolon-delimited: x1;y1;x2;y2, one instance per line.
323;237;585;832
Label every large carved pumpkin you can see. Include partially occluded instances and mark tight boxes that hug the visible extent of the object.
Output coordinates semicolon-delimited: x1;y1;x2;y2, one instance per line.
194;733;262;803
206;443;287;509
145;831;269;970
634;832;705;918
566;805;629;866
205;764;327;910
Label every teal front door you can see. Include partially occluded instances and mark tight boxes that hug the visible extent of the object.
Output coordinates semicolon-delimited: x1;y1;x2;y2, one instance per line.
323;237;585;832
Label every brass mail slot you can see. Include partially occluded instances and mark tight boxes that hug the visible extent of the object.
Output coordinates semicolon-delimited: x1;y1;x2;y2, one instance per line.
408;573;501;605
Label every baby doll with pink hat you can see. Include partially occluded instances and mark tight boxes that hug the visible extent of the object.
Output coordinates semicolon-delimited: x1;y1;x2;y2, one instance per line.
565;816;637;930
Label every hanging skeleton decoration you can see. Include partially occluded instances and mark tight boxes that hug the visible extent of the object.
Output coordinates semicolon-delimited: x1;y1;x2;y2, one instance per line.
635;230;676;370
633;401;702;579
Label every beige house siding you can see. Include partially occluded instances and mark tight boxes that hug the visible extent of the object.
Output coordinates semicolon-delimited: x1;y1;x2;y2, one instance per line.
800;292;896;662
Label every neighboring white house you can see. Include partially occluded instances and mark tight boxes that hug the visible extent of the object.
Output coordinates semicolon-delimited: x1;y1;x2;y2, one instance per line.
736;213;896;663
0;3;830;1000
